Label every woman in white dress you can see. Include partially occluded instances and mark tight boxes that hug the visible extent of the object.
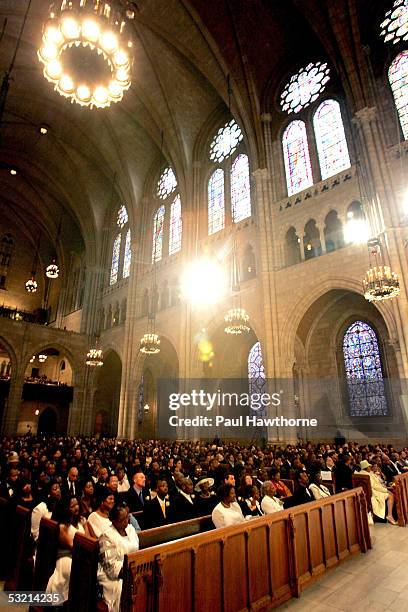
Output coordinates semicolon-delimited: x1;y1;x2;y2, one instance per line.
261;481;283;514
87;489;116;538
98;504;139;612
309;471;331;500
46;496;87;603
212;484;246;528
31;481;62;543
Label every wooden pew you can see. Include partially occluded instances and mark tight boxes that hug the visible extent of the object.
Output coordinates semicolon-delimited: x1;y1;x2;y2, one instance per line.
0;496;10;579
352;473;372;514
4;505;34;591
120;489;370;612
68;514;213;612
29;518;60;612
394;472;408;527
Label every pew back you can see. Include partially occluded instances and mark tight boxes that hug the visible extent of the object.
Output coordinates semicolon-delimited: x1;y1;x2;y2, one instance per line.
33;518;60;591
352;473;372;513
394;472;408;526
120;489;370;612
69;532;99;612
4;504;33;591
138;514;213;549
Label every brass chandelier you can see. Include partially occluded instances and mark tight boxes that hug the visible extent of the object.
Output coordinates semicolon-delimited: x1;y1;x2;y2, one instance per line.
86;345;104;366
38;0;135;109
363;238;400;302
224;237;250;335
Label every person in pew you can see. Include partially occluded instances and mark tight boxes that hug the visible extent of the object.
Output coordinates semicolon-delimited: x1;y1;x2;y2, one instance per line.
212;484;246;528
270;467;292;499
359;460;397;525
79;478;96;519
0;466;21;499
309;470;331;500
261;481;283;514
194;477;217;516
87;489;115;538
283;471;313;508
116;465;130;494
127;470;148;513
239;485;263;517
13;479;36;510
97;503;139;612
143;478;172;528
31;481;62;542
334;454;354;492
172;477;198;522
46;496;87;603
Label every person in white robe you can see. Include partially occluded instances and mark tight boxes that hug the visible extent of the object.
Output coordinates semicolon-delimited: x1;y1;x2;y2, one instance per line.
97;504;139;612
309;471;331;500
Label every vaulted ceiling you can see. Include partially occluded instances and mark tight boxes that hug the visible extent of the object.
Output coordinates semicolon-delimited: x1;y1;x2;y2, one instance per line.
0;0;387;266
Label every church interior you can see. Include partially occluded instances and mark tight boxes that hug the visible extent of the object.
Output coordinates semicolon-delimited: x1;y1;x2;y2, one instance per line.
0;0;407;610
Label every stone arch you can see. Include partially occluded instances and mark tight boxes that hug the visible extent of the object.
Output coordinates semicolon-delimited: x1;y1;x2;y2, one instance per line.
93;349;122;436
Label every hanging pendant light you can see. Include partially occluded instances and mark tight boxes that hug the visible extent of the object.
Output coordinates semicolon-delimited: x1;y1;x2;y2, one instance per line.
86;337;103;367
46;213;63;279
363;238;400;302
38;0;135;110
140;331;161;354
224;235;250;335
26;231;41;293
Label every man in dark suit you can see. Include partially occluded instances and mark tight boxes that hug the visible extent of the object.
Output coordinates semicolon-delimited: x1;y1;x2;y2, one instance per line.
283;471;313;508
334;454;354;492
172;477;197;522
144;479;173;528
382;454;401;484
61;466;79;498
127;470;148;513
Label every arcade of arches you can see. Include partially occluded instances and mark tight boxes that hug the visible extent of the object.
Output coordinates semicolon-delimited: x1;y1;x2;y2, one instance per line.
0;0;407;444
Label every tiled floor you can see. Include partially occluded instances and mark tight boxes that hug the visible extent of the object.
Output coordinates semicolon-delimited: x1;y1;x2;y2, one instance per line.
282;523;408;611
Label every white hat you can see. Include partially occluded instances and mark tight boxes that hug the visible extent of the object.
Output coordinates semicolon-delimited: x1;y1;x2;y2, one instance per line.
194;477;214;492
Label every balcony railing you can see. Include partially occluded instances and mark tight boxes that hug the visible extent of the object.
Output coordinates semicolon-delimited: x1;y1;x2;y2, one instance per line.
0;305;48;325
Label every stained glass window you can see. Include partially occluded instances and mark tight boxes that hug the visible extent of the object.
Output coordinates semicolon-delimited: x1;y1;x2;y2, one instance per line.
123;229;131;278
169;195;182;255
343;321;388;417
389;51;408;140
313;99;351;180
110;233;121;285
280;62;330;114
208;169;225;235
152;205;165;262
157;167;177;199
231;154;251;223
248;341;266;413
209;119;243;163
282;120;313;196
117;205;128;228
380;0;408;45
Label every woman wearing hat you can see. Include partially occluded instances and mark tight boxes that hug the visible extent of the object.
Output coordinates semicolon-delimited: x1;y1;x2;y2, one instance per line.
359;460;397;524
195;477;217;516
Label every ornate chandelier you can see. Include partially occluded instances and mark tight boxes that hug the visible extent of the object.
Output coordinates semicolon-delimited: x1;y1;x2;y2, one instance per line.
224;307;250;335
38;354;48;363
140;332;161;355
86;346;104;367
363;238;400;302
38;0;134;109
46;261;60;279
25;277;38;293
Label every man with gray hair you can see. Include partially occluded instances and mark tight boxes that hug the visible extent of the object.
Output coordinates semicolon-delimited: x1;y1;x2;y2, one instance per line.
261;481;283;515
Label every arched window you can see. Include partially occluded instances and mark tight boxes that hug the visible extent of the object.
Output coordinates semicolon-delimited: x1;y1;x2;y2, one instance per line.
343;321;388;417
110;233;121;285
231;154;251;223
282;120;313;196
208;169;225;235
280;62;330;114
313;100;350;180
388;51;408;140
152;205;165;262
157;167;177;199
169;195;182;255
123;228;131;278
248;342;266;412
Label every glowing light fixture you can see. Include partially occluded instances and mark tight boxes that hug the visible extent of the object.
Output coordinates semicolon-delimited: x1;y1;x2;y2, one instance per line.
224;308;250;335
140;333;161;354
46;261;60;279
25;277;38;293
86;346;103;367
38;354;48;363
181;258;226;307
363;238;400;302
38;1;134;109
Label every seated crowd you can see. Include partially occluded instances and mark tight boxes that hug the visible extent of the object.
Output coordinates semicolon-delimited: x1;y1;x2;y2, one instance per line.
0;436;407;610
